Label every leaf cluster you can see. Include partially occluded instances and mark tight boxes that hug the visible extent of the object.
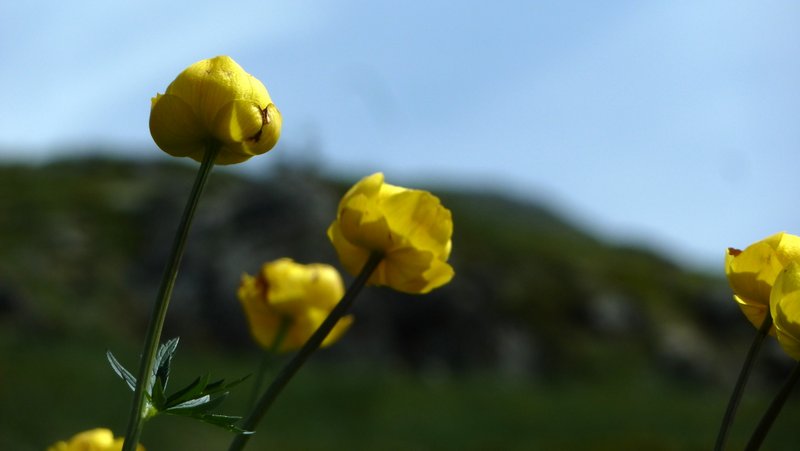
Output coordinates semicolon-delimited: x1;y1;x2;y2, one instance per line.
107;338;251;434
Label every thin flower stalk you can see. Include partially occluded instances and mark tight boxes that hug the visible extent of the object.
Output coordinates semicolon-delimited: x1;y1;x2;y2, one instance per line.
745;361;800;451
247;317;291;411
122;144;220;451
714;314;773;451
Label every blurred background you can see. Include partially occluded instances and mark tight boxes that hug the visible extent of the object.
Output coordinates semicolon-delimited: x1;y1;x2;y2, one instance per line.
1;1;800;450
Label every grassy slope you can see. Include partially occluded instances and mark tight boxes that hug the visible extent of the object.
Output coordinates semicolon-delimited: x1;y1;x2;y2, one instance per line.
3;335;800;451
1;157;798;449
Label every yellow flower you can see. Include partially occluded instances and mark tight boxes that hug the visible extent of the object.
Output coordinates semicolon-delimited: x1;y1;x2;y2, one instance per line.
150;55;282;165
771;262;800;360
47;428;144;451
725;232;800;329
327;172;454;294
238;258;352;352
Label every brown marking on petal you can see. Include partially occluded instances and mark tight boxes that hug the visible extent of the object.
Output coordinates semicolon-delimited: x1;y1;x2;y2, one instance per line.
247;106;270;143
263;105;272;125
728;247;742;257
254;274;270;306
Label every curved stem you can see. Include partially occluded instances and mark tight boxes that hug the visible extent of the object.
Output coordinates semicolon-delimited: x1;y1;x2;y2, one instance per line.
714;314;773;451
744;361;800;451
122;146;219;451
228;252;383;451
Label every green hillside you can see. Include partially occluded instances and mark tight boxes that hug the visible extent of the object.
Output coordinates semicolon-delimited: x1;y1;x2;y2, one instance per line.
1;155;797;450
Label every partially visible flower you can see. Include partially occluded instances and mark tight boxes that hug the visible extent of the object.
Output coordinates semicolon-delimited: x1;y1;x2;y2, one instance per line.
238;258;352;352
150;55;282;165
771;262;800;360
47;428;144;451
725;232;800;329
327;172;454;294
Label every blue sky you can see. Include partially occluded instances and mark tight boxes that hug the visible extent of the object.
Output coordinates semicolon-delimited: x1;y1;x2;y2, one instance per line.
1;1;798;270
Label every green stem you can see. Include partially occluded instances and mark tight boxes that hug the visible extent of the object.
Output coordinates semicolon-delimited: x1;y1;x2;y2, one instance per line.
744;361;800;451
228;252;384;451
246;317;291;411
122;145;219;451
714;314;773;451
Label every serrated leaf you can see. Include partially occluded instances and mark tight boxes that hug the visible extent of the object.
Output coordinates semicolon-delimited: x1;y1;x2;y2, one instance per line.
166;392;232;415
205;374;251;396
193;413;253;434
167;394;211;411
152;375;167;410
152;368;252;432
158;337;180;363
195;392;229;412
107;350;137;391
166;374;209;407
150;337;179;394
204;378;225;392
222;374;251;390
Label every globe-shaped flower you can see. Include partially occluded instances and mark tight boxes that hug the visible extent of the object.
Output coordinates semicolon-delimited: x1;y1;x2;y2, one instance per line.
725;232;800;329
47;428;144;451
238;258;352;352
150;56;282;165
771;262;800;360
327;172;454;294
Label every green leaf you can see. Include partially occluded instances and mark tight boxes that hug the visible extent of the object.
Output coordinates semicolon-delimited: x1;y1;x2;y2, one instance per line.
152;375;167;410
220;374;251;391
195;392;229;412
148;366;252;433
193;413;253;434
166;391;229;414
150;337;179;394
166;374;209;407
204;374;251;397
106;350;137;391
167;394;211;412
204;378;225;392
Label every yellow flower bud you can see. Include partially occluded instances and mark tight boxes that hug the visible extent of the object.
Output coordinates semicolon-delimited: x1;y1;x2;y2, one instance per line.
237;258;352;352
150;56;282;165
771;262;800;360
327;173;454;294
725;232;800;329
47;428;144;451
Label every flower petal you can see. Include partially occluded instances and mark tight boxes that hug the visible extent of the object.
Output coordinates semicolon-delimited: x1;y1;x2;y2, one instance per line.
212;99;265;143
382;189;453;256
725;232;800;309
771;262;800;359
241;103;282;156
339;196;395;251
150;55;280;165
149;93;207;159
238;259;349;352
384;247;452;294
166;56;271;128
338;173;384;211
734;294;771;332
328;173;454;294
327;221;372;277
